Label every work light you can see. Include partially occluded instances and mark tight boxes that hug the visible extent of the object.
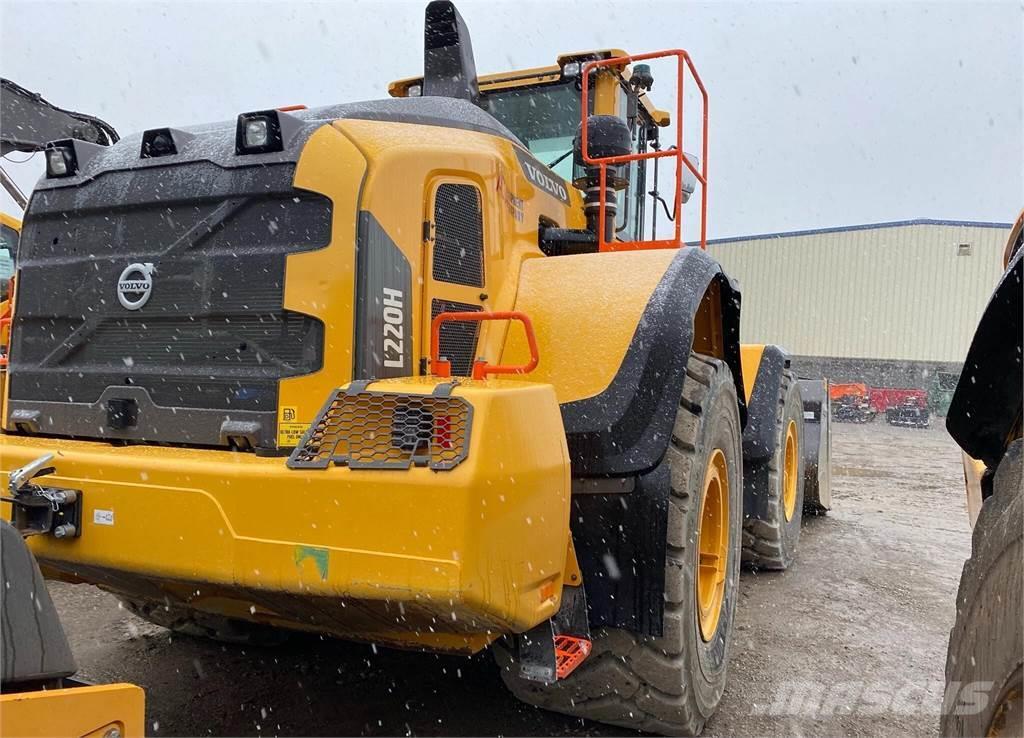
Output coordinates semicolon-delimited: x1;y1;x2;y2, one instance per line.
140;128;184;159
45;145;73;178
43;139;104;179
234;110;284;155
244;119;269;148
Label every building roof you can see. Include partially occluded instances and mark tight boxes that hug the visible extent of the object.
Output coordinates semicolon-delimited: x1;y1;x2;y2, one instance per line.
707;218;1013;246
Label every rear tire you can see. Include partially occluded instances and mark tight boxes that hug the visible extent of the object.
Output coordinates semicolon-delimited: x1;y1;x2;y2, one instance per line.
495;353;743;736
120;597;288;647
942;440;1022;737
742;370;805;570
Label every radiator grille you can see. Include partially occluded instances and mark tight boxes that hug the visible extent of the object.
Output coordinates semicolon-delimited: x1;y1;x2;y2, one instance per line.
432;183;484;287
288;389;472;471
431;299;481;377
8;158;330;444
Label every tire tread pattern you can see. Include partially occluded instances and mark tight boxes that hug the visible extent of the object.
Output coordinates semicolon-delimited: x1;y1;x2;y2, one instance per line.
741;370;804;569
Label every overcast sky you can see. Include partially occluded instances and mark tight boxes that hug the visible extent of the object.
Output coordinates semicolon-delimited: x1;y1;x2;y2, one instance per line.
1;0;1021;237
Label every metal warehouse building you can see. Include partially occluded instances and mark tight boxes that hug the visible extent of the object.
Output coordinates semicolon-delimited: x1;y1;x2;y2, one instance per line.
707;218;1013;387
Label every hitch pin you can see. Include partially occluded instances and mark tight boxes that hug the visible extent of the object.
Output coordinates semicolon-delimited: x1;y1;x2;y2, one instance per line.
41;488;75;511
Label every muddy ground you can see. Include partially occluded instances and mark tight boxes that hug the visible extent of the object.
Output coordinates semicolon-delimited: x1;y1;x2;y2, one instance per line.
51;421;971;736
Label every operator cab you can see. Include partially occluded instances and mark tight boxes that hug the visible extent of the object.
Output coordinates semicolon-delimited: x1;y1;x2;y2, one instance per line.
389;51;673;244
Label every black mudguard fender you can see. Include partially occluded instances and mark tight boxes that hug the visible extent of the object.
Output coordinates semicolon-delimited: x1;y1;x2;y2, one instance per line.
799;378;833;512
560;246;745;477
947;247;1023;469
560;246;745;636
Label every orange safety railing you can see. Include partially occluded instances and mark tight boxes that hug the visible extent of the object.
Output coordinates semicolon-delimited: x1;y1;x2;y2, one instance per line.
581;50;708;252
430;311;539;380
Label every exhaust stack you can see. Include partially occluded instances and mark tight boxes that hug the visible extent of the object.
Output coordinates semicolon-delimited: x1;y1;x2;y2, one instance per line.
423;1;480;105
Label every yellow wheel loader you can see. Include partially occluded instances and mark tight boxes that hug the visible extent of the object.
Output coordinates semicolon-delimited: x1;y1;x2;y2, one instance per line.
0;3;828;734
942;210;1023;737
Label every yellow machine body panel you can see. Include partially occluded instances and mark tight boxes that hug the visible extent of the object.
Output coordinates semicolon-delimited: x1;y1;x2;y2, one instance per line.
270;116;586;439
502;249;675;402
0;682;145;738
335;116;584;371
275;125;366;446
739;344;767;404
5;378;571;653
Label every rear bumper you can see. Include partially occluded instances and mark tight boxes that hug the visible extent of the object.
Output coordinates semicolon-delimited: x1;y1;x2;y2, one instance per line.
0;681;145;738
1;379;571;653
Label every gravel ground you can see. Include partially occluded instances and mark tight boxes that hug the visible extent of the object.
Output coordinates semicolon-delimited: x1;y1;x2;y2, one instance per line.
50;420;971;737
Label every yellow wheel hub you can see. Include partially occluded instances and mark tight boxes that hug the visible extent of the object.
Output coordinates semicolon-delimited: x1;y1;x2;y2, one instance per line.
782;420;798;522
696;448;729;642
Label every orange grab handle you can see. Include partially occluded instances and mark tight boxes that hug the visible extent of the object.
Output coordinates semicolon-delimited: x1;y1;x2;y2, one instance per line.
430;311;539;380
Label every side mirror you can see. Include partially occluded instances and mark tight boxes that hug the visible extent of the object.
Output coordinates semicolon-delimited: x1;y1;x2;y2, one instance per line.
572;115;632;190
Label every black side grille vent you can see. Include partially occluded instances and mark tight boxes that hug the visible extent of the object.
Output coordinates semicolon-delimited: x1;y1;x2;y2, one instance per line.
432;183;484;287
431;299;481;377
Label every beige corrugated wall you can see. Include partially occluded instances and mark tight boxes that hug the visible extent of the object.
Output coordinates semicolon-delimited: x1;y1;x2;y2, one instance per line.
707;223;1011;362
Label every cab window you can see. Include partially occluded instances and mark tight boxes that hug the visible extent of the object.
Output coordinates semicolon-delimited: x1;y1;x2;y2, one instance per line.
482;76;651;245
481;81;581;180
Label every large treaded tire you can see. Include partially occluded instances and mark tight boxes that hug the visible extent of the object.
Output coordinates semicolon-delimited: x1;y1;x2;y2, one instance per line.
742;370;805;570
494;354;743;736
120;597;288;647
942;439;1023;737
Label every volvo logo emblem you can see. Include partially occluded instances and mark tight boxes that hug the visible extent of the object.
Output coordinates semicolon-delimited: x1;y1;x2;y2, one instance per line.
117;263;155;310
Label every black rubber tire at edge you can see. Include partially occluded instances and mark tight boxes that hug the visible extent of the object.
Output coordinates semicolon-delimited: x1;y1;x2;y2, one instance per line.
742;370;805;570
941;439;1023;737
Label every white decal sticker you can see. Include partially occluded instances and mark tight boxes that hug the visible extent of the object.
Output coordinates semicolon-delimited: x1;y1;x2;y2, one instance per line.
382;287;405;369
93;509;115;526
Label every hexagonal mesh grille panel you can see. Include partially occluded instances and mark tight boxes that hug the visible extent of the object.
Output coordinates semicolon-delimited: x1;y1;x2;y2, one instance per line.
287;389;472;471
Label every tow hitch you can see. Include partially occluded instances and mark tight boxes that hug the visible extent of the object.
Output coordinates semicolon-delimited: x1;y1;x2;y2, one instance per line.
2;453;82;538
510;584;592;683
